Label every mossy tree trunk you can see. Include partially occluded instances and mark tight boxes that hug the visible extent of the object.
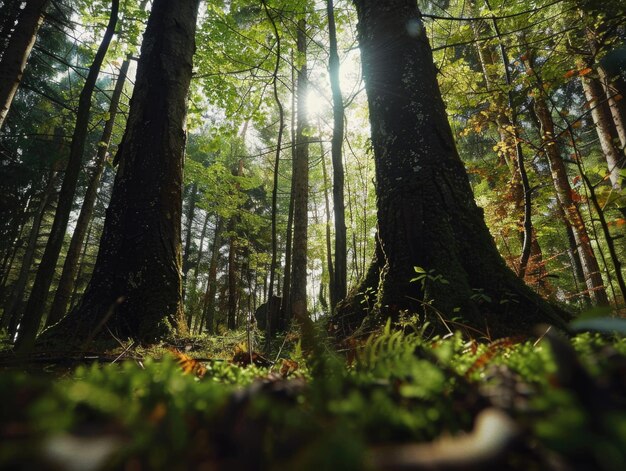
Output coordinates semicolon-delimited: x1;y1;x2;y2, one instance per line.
335;0;567;338
36;0;200;347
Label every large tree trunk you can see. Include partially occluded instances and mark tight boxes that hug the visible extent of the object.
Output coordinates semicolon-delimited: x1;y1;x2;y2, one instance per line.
181;182;198;306
32;0;200;349
0;0;49;129
46;57;130;328
327;0;347;310
334;0;567;338
15;0;119;351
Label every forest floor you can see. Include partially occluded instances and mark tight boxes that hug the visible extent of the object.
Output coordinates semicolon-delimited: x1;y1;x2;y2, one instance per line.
1;322;626;470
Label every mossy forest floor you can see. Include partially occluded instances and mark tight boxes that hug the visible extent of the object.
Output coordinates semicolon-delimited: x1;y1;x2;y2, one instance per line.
1;321;626;470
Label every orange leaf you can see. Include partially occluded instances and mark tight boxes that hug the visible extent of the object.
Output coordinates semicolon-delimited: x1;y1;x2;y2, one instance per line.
570;189;583;203
563;69;577;78
572;175;581;184
578;67;593;76
614;94;623;102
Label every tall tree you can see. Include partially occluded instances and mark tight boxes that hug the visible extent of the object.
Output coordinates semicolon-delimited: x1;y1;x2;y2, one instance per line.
290;18;311;333
30;0;200;349
46;57;130;327
335;0;567;337
0;0;49;128
15;0;120;350
327;0;347;310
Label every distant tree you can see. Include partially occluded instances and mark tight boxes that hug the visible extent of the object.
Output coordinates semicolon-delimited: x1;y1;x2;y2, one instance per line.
334;0;568;337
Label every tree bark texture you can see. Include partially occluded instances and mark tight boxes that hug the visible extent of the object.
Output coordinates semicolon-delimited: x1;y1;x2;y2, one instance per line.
36;0;199;347
598;65;626;151
46;57;130;327
581;73;625;189
15;0;119;352
335;0;567;338
0;0;49;129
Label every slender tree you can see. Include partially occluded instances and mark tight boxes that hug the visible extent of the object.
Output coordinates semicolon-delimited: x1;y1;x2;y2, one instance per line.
29;0;200;350
335;0;567;337
15;0;120;350
327;0;347;310
46;57;130;327
0;0;49;128
291;18;312;335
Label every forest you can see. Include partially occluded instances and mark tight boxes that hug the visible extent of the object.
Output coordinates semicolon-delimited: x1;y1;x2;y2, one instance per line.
1;0;626;469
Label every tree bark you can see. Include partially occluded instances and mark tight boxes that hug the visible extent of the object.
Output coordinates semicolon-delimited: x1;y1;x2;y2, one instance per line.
291;18;314;342
327;0;347;310
46;57;130;327
598;65;626;151
31;0;200;350
335;0;567;338
581;72;625;189
227;159;243;330
182;182;198;306
0;0;49;129
200;217;223;334
15;0;119;351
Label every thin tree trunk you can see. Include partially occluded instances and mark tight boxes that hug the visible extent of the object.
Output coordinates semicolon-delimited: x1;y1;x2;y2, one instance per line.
280;50;297;328
581;73;625;189
200;217;223;334
598;65;626;150
1;167;57;331
227;159;243;331
46;57;130;327
182;182;198;309
262;0;284;346
327;0;347;310
321;143;335;306
30;0;199;351
291;18;314;344
0;0;49;129
69;217;95;312
15;0;119;351
532;90;609;305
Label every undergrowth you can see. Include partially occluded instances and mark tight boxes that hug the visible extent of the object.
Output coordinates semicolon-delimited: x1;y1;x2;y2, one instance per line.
1;325;626;470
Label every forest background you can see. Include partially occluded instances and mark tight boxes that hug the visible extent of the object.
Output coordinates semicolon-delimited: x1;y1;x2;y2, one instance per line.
1;0;626;469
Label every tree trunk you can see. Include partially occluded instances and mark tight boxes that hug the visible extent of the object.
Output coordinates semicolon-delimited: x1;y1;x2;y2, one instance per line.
31;0;199;350
46;57;130;327
279;51;297;328
581;73;625;189
598;65;626;151
15;0;119;351
182;182;198;307
1;167;57;332
291;18;313;339
200;217;223;334
321;145;335;308
335;0;567;338
327;0;347;310
227;159;243;330
0;0;49;129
